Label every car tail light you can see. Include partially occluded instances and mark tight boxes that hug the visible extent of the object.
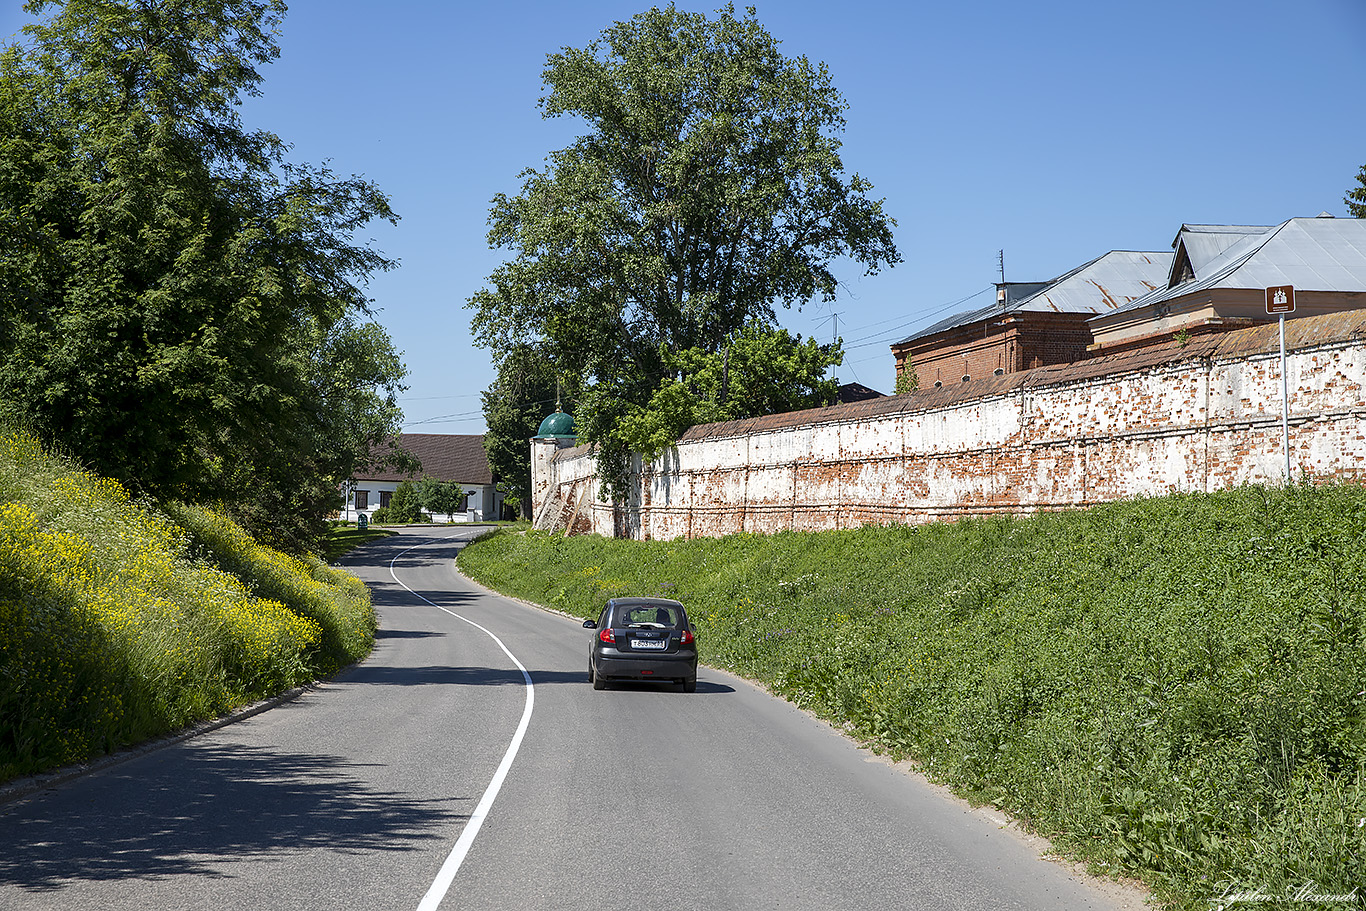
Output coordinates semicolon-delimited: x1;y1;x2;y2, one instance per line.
598;628;615;644
680;629;694;646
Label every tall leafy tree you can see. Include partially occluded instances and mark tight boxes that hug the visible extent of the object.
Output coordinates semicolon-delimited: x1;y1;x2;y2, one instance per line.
469;4;898;501
481;344;560;519
1348;163;1366;217
0;0;407;551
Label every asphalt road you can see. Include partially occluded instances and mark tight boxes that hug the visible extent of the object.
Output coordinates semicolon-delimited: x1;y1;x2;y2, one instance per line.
0;526;1149;910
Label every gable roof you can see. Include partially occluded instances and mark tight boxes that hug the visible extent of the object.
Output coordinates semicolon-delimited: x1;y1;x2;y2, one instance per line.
1166;224;1273;286
895;250;1170;346
356;433;493;485
1098;217;1366;319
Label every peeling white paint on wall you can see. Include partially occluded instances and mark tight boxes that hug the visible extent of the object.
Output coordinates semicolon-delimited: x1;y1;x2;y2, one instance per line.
533;316;1366;540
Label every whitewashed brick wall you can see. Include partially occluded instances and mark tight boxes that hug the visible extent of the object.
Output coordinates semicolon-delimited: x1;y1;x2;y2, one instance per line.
533;314;1366;539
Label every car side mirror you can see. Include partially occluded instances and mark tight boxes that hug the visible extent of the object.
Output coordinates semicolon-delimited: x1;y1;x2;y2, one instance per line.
582;619;596;629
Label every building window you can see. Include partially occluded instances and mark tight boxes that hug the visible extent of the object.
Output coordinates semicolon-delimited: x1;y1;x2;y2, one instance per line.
355;490;369;510
380;491;393;509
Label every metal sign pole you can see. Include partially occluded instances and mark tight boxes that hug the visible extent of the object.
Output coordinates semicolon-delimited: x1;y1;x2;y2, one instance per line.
1266;285;1295;483
1280;314;1290;482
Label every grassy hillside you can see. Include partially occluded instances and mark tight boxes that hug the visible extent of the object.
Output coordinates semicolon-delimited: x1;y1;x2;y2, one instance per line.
0;430;376;781
458;485;1366;910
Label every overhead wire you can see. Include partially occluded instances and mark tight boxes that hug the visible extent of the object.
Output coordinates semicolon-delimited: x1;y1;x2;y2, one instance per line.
838;286;994;351
407;287;995;425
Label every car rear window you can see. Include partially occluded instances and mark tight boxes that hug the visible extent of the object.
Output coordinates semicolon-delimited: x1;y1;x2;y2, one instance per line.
616;605;683;628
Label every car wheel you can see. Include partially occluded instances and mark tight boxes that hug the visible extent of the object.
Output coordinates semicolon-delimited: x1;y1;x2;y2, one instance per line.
592;664;607;690
682;677;696;693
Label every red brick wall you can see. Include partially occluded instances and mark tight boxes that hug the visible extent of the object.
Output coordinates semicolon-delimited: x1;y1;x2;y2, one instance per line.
895;313;1093;389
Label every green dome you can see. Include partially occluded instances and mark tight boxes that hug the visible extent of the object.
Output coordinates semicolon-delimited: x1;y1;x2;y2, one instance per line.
536;409;577;440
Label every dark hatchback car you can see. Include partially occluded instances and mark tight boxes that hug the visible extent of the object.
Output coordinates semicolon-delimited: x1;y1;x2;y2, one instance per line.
583;597;698;692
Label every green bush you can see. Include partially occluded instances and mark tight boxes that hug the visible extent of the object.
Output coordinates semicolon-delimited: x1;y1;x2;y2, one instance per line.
458;484;1366;909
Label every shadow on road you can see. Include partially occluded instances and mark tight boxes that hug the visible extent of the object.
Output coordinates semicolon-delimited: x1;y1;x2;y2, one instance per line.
338;531;474;570
0;742;467;891
336;665;595;688
366;582;486;611
594;679;737;695
374;628;447;640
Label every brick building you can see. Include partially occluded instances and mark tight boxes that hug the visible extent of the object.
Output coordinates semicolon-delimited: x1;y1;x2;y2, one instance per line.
891;250;1170;389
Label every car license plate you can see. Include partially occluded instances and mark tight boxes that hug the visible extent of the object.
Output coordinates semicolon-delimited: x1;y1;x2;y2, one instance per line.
632;639;667;650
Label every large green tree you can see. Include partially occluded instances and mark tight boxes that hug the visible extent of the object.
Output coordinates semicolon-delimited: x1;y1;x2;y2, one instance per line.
0;0;407;551
1348;163;1366;217
480;344;559;519
469;4;897;501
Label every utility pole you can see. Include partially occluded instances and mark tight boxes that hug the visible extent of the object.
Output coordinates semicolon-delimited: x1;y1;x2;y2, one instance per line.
818;311;841;384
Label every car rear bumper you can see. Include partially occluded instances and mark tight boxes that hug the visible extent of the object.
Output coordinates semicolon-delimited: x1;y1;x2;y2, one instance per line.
595;651;697;681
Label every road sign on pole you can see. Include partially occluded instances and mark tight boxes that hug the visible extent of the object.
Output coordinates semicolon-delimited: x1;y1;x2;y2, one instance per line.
1266;285;1295;314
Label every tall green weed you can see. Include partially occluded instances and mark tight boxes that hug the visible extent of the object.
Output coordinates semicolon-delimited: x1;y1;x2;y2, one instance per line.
0;431;374;780
166;503;375;675
458;484;1366;909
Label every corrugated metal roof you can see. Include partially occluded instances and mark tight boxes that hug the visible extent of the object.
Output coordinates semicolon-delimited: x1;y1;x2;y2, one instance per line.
1173;224;1273;271
1022;250;1170;313
894;250;1170;346
1099;217;1366;319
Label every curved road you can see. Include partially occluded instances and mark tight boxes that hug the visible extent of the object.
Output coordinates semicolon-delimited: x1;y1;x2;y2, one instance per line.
0;526;1148;910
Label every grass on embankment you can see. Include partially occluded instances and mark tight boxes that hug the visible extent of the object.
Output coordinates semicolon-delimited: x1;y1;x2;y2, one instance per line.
0;431;376;782
457;485;1366;910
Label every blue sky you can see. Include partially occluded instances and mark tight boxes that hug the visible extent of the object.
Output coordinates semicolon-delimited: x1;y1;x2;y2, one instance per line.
5;0;1365;433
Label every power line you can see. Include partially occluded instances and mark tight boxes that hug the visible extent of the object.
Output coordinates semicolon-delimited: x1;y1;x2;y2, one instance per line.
402;409;486;427
401;394;563;429
840;286;994;351
398;393;482;402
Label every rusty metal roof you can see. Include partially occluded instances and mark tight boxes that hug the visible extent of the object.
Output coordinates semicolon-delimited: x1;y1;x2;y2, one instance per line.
895;250;1170;346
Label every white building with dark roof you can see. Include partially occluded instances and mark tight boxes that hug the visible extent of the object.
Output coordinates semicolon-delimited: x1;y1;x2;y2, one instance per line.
344;433;498;523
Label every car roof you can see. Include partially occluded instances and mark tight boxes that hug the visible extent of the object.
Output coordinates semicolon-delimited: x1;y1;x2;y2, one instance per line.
607;597;685;610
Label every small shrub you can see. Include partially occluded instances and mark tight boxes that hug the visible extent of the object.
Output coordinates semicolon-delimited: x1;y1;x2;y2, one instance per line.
373;480;429;524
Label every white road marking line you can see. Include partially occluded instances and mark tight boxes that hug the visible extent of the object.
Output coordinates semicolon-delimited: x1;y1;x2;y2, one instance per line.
386;541;535;911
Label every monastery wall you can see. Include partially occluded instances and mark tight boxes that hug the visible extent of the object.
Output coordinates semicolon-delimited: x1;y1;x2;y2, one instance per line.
532;312;1366;540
